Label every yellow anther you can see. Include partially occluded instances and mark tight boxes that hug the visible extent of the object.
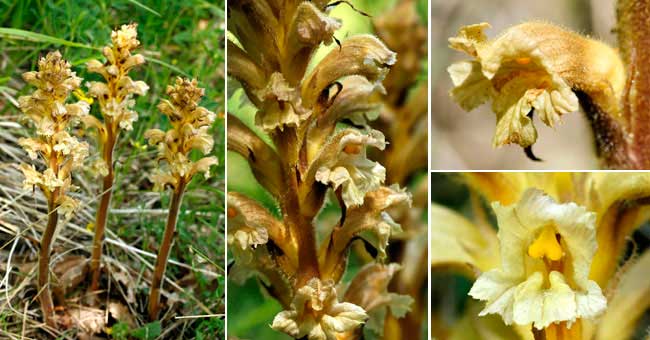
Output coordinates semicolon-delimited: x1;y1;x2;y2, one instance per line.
528;227;563;261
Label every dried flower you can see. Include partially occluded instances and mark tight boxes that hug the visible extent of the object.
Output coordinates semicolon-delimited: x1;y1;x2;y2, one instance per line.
84;23;149;294
18;51;89;210
447;22;624;153
227;1;409;338
271;278;368;340
145;78;218;190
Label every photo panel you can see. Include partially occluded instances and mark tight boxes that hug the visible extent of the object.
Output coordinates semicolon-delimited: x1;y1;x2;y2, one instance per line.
0;0;226;338
431;172;650;339
428;0;650;171
226;0;429;338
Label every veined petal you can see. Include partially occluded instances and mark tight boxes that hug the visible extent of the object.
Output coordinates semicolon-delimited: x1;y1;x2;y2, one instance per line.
448;22;490;56
470;189;606;329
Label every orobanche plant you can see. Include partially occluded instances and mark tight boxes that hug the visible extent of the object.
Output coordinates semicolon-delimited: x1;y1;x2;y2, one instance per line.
227;1;414;339
17;51;90;328
431;173;650;339
144;77;218;320
82;23;149;293
447;0;650;168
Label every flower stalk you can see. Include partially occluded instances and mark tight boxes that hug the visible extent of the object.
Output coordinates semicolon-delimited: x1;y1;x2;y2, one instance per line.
17;51;90;328
368;1;428;337
83;23;149;293
144;77;217;320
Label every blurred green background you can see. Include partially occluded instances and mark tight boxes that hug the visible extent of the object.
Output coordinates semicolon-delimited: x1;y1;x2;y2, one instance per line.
430;173;650;339
227;0;427;339
0;0;225;338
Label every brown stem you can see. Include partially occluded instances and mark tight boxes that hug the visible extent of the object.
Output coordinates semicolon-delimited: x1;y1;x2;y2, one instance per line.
575;91;632;169
275;130;320;286
148;178;186;320
89;134;117;293
39;200;58;328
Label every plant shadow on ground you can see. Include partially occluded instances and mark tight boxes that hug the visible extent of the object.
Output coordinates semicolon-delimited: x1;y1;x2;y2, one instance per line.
0;0;225;339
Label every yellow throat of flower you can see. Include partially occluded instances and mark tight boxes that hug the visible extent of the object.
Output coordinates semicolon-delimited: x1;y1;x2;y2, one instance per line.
528;226;563;262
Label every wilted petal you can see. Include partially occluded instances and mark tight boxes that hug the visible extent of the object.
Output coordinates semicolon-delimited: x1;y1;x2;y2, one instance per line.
271;278;367;339
271;310;300;338
254;72;306;130
144;129;166;145
18;137;48;159
150;170;178;191
57;195;80;220
448;22;490;56
344;263;413;321
20;164;43;190
87;81;110;98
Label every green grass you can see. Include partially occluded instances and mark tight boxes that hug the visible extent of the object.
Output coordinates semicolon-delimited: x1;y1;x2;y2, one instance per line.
0;0;225;338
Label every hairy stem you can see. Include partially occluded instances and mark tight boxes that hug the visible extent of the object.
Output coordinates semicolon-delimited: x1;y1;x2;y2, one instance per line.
617;0;650;168
575;91;631;169
89;133;116;293
148;178;186;320
39;199;58;328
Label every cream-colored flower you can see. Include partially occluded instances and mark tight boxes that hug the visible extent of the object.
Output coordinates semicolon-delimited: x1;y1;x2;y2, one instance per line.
271;278;368;340
41;168;65;192
344;263;414;336
89;158;109;177
468;188;606;330
448;22;624;149
146;78;216;190
190;156;219;179
85;23;148;136
57;195;80;220
315;129;386;207
227;193;270;264
52;131;89;167
17;50;87;206
149;170;178;192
